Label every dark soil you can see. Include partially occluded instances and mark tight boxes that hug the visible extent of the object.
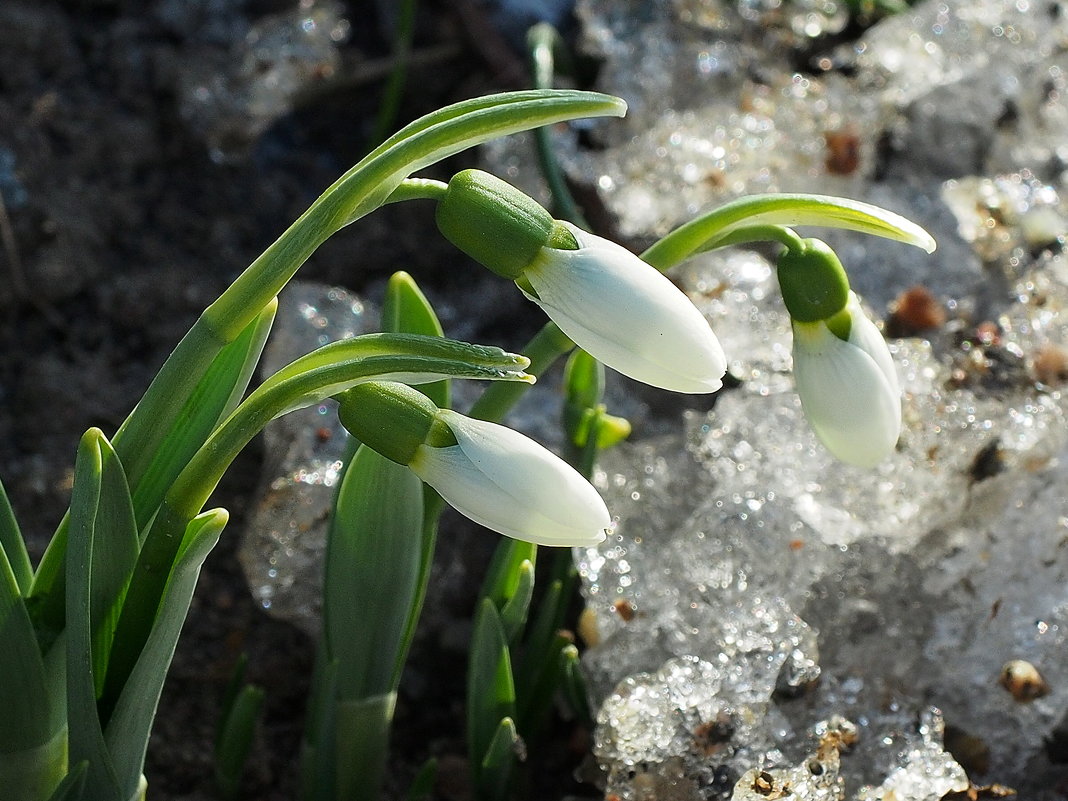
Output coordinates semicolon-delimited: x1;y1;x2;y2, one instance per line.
0;2;589;799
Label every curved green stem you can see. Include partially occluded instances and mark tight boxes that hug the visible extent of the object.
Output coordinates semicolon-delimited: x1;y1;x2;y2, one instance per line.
706;224;804;253
469;322;576;423
640;192;935;272
386;178;449;204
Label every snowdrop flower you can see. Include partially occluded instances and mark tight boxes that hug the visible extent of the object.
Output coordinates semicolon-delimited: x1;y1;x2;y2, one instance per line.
410;409;610;546
521;222;726;393
778;238;900;467
436;169;727;394
337;381;611;546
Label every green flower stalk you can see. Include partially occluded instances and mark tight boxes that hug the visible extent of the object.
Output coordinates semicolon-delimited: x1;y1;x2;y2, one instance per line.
337;381;612;546
777;238;901;467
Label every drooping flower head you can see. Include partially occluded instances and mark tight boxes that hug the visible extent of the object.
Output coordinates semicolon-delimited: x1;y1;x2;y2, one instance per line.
435;169;727;394
337;381;611;546
777;238;901;467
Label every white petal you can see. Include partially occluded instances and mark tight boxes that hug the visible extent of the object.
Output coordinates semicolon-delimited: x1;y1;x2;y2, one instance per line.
524;223;727;394
844;293;899;398
792;315;900;467
410;410;611;546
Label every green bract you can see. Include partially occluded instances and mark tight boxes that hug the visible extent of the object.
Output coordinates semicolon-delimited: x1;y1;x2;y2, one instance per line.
776;237;851;324
436;169;578;279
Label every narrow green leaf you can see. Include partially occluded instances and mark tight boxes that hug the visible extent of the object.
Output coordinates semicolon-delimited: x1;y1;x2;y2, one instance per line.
128;299;277;528
66;430;123;799
324;444;424;699
559;644;593;727
43;760;86;801
0;722;68;801
476;717;520;801
333;692;397;801
514;578;570;737
259;333;529;409
515;630;571;740
0;478;31;594
640;193;937;272
105;509;227;799
28;301;277;638
467;599;516;787
382;271;449;409
338;91;627;227
300;646;339;801
214;684;264;801
87;434;139;701
479;539;537;612
563;349;604;413
498;561;535;648
0;543;55;757
405;758;437;801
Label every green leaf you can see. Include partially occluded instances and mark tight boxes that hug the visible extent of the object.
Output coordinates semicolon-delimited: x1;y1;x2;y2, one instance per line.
214;683;264;801
341;90;626;227
498;561;535;648
0;540;56;757
563;348;604;412
128;299;277;528
0;478;31;595
476;717;520;801
43;760;86;801
0;723;68;801
324;444;425;699
559;644;593;727
28;301;277;639
66;430;124;799
640;193;937;272
382;271;449;409
104;509;226;798
257;333;530;415
88;435;140;700
333;692;397;801
513;579;570;737
479;539;537;613
467;599;516;789
299;646;339;801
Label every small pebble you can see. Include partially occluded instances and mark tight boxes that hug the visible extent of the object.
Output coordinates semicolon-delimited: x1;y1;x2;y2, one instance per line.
999;659;1050;702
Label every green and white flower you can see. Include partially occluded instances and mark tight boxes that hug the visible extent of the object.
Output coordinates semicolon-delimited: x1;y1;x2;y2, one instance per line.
775;237;900;467
411;409;611;546
435;169;726;394
521;222;727;394
791;292;901;467
338;381;611;546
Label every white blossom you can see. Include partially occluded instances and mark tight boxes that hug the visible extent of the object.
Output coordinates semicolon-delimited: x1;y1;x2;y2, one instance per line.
410;409;611;546
792;293;900;467
522;223;727;394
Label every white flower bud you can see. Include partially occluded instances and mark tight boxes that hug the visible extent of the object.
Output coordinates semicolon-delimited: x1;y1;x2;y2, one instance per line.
410;410;611;546
522;223;727;394
792;293;901;467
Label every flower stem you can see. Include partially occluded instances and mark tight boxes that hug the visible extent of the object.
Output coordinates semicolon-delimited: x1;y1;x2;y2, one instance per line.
468;322;575;423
